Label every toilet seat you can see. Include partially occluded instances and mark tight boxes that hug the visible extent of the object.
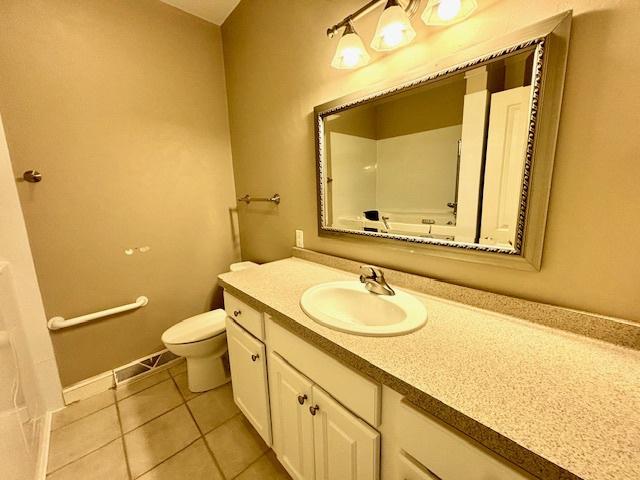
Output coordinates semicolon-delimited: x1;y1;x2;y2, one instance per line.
161;309;227;345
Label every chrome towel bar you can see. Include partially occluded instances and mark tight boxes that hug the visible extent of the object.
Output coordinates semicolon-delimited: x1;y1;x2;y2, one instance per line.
48;296;148;330
237;193;281;205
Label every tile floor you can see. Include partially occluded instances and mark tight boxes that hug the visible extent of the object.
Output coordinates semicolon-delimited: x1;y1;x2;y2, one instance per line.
47;362;292;480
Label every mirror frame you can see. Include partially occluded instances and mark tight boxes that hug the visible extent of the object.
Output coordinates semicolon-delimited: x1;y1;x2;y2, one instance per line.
314;11;572;271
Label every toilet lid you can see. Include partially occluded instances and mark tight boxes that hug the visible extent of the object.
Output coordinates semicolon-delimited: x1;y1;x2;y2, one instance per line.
162;309;226;345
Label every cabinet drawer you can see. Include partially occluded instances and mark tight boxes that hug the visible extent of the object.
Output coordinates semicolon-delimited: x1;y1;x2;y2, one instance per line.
398;401;533;480
266;316;381;427
226;317;272;445
224;291;264;340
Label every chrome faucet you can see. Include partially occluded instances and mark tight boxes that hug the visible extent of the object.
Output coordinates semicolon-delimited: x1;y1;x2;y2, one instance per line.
359;265;395;296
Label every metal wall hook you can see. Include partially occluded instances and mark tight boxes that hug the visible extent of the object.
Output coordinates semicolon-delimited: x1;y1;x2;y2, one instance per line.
23;170;42;183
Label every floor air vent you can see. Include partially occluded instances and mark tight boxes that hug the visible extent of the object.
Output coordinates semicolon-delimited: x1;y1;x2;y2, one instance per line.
113;349;180;385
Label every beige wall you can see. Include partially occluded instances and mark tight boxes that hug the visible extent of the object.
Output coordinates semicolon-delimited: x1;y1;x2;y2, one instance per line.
0;0;239;386
222;0;640;323
374;78;465;139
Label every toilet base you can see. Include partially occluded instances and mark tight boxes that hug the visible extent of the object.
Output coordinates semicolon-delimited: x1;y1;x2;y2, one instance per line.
186;353;230;393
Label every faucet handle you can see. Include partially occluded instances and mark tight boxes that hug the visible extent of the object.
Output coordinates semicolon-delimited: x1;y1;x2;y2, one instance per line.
359;265;384;281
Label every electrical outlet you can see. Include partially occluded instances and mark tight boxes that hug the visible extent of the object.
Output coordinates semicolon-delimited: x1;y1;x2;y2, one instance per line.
295;230;304;248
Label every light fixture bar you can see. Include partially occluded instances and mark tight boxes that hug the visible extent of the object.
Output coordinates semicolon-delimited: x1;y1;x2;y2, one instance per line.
326;0;420;38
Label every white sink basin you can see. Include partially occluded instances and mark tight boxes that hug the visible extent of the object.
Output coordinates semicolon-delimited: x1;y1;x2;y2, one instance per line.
300;281;427;336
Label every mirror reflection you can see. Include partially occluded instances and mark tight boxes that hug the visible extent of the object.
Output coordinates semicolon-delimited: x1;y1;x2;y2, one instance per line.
321;48;536;250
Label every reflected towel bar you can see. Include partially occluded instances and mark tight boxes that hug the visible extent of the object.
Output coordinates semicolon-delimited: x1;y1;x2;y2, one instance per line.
237;193;281;205
47;296;148;330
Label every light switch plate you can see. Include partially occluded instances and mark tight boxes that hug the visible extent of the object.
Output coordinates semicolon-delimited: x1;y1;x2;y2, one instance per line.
295;230;304;248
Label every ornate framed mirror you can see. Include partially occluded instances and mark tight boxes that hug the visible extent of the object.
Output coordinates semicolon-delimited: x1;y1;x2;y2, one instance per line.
314;12;571;270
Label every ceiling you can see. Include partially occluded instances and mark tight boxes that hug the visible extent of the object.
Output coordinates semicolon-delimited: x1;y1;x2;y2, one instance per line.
159;0;241;25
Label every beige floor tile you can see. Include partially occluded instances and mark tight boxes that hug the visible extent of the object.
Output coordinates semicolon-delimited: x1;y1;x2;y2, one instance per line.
115;370;171;401
52;390;115;431
118;379;183;432
137;439;222;480
235;451;292;480
168;360;187;377
205;415;268;479
124;405;200;478
187;383;238;434
172;372;200;401
47;405;121;473
47;438;128;480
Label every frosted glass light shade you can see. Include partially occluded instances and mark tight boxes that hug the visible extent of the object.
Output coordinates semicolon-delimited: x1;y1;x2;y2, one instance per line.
370;3;416;52
421;0;478;25
331;27;371;69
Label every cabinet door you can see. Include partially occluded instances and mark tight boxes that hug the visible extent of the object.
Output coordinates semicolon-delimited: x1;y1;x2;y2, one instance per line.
269;352;315;480
226;318;272;445
312;385;380;480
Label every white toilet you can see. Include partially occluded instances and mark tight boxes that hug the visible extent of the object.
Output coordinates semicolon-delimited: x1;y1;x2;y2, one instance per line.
162;309;228;392
161;261;259;392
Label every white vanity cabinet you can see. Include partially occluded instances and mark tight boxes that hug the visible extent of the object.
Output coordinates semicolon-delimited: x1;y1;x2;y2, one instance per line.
269;351;380;480
223;290;532;480
225;313;272;445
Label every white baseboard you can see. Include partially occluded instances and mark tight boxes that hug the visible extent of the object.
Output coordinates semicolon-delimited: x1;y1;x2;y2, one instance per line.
35;411;52;480
62;371;115;405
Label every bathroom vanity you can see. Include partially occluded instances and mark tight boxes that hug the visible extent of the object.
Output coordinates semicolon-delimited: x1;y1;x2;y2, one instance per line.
218;253;640;480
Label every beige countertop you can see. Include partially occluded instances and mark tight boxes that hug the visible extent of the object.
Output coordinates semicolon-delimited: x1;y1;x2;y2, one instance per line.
218;257;640;480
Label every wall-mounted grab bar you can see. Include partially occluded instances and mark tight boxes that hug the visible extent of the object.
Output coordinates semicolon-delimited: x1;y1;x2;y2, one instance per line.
48;296;148;330
237;193;281;205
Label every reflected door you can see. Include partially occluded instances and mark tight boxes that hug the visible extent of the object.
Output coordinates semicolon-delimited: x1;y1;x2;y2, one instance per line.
480;86;532;247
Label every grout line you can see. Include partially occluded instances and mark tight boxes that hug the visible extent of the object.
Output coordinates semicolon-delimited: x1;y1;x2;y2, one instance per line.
120;402;185;436
45;436;122;476
116;378;185;435
53;368;175;432
117;376;196;479
114;396;133;480
50;399;116;433
131;437;202;479
171;374;228;480
167;363;186;379
115;373;175;402
229;451;271;479
52;372;273;480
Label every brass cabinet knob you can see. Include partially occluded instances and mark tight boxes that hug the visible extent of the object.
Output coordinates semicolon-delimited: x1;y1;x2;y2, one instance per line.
309;404;319;416
251;353;259;362
233;310;241;317
297;394;307;405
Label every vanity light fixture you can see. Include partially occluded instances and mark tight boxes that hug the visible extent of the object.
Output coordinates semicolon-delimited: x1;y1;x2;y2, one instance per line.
327;0;420;69
327;0;477;69
421;0;478;25
370;0;417;51
331;22;371;69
